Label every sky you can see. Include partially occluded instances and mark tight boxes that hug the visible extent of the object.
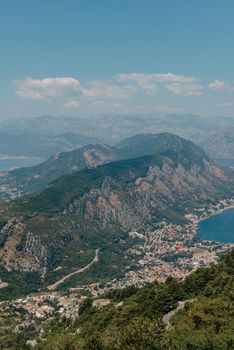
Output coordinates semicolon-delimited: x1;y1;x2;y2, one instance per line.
0;0;234;119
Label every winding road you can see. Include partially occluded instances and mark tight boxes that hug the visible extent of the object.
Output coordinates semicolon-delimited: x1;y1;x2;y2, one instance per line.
47;248;100;291
163;299;193;326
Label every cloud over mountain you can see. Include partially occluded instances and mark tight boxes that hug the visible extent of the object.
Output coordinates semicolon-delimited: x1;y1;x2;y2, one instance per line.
15;72;203;104
15;77;81;100
14;73;234;113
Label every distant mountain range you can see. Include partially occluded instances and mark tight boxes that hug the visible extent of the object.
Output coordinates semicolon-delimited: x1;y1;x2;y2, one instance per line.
1;114;234;171
0;144;117;196
0;130;98;159
2;113;234;144
201;127;234;162
0;133;231;298
0;132;220;198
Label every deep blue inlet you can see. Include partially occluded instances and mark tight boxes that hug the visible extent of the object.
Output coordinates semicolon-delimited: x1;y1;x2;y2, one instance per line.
198;208;234;243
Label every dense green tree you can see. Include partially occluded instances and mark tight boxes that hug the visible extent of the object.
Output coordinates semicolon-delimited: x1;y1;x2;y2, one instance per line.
115;317;163;350
1;251;234;350
162;297;234;350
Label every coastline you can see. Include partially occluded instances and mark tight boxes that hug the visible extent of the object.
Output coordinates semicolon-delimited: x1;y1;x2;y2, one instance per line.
190;199;234;244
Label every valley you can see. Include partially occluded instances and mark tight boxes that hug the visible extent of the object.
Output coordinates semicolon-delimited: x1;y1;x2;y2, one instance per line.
47;248;100;291
0;132;233;349
0;248;233;349
2;2;234;348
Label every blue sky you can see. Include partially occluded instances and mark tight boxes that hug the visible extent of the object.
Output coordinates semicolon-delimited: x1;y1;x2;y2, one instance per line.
0;0;234;119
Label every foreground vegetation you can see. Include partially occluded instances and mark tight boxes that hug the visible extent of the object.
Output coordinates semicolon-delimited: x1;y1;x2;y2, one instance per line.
1;251;233;350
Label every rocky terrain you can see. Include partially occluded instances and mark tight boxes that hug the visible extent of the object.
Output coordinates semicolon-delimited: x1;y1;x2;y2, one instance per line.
0;133;232;299
0;131;224;200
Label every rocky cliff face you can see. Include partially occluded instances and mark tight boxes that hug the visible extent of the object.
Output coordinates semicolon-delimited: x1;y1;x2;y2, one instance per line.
0;219;47;273
67;159;226;232
0;144;229;275
0;132;211;201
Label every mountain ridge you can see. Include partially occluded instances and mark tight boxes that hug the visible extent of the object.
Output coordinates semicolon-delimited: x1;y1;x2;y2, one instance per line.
0;132;211;200
0;133;230;293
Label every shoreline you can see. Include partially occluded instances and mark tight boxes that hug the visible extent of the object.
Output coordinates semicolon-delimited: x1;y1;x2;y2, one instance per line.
191;199;234;245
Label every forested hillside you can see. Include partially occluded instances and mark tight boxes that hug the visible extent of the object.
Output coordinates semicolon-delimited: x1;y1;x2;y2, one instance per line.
0;134;230;300
1;251;233;350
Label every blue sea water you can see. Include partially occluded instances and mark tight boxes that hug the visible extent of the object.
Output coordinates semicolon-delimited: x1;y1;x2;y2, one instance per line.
198;208;234;243
0;157;45;171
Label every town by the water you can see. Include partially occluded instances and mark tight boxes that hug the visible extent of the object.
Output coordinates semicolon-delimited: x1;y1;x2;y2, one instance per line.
0;198;233;341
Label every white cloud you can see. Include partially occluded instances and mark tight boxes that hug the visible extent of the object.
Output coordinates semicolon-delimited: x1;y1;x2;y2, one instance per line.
15;76;136;101
82;80;136;99
116;73;158;93
116;72;199;94
63;98;80;109
166;83;203;96
14;72;204;106
208;79;234;91
208;80;225;90
216;101;234;107
117;72;198;83
15;77;81;100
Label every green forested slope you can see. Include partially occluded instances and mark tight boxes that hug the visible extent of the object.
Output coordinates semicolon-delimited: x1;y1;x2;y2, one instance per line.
0;133;232;301
5;250;231;350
